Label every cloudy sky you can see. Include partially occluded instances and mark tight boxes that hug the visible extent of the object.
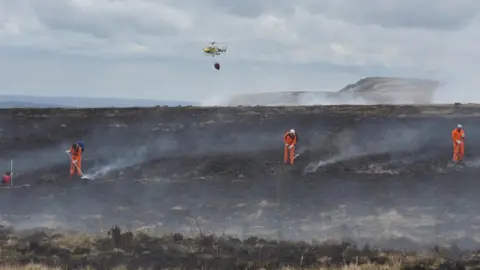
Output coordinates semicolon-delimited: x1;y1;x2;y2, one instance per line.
1;0;480;103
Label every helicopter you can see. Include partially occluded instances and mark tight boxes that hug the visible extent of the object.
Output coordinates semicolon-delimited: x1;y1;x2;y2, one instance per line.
202;42;227;70
203;42;227;57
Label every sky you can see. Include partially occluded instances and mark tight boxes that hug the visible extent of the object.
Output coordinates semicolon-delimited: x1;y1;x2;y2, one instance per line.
1;0;480;103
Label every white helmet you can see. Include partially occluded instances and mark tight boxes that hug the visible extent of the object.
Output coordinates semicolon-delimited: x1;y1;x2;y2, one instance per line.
289;129;295;134
458;124;462;128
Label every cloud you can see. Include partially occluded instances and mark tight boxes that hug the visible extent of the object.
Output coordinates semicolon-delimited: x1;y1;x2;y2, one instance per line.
306;0;479;31
0;0;479;101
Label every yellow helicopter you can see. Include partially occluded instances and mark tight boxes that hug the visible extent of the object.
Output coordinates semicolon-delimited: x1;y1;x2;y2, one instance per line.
203;42;227;57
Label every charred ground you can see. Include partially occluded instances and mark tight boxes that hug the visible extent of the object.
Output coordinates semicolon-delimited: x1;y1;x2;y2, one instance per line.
4;104;480;180
0;105;479;268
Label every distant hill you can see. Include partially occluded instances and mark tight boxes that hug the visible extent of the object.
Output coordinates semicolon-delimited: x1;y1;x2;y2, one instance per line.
223;77;440;106
0;95;199;108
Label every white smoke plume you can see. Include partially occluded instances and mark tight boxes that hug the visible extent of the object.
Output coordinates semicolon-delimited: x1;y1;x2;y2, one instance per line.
304;126;426;173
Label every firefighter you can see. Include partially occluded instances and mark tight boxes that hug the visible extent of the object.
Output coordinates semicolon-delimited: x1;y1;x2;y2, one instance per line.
452;124;465;163
2;172;11;185
66;143;83;177
284;129;298;165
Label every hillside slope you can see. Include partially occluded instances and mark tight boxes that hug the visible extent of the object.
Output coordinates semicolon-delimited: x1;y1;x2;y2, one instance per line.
0;104;479;250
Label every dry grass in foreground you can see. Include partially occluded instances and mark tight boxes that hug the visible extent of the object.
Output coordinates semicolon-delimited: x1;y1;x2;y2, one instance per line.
0;226;476;270
0;263;399;270
0;261;465;270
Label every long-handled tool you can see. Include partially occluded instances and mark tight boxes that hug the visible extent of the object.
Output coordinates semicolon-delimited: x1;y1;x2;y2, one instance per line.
293;146;302;160
66;152;90;180
10;160;12;186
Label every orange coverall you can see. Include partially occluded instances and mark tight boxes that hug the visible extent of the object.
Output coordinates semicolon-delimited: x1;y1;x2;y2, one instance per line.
69;145;82;177
452;128;465;162
284;132;297;164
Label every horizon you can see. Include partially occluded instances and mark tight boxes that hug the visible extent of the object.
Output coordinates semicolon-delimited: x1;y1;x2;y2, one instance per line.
0;93;196;102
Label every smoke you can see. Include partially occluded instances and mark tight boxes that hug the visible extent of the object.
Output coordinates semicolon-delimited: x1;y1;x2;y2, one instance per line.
429;13;480;104
1;146;69;176
296;91;373;106
87;145;149;179
201;91;373;106
79;112;286;178
200;94;231;106
200;77;440;106
83;129;290;180
432;76;480;104
304;124;428;173
85;131;180;178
